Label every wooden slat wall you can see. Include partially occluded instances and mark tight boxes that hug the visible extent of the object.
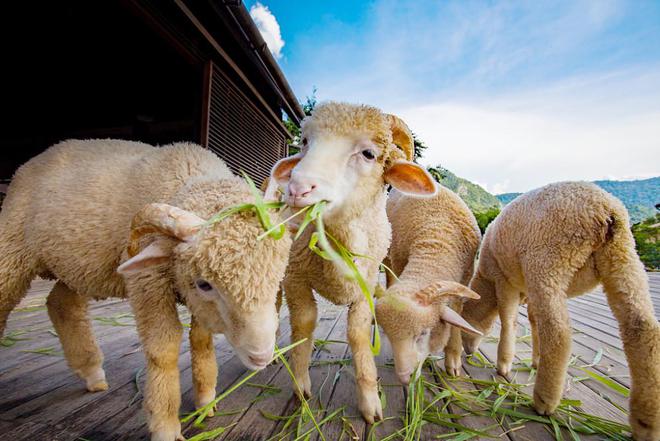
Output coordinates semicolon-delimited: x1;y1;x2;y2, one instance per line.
201;61;288;184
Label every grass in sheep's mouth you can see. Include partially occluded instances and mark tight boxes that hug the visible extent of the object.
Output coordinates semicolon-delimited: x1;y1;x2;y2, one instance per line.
208;173;384;355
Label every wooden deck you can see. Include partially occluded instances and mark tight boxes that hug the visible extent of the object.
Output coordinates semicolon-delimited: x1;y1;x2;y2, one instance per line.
1;274;659;440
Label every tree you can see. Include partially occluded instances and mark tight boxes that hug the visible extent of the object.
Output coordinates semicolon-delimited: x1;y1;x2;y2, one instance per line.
283;87;317;154
631;211;660;270
412;133;428;163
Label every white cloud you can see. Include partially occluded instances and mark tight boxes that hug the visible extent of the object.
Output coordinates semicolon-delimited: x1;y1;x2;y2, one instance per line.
283;0;660;193
249;2;285;59
398;68;660;193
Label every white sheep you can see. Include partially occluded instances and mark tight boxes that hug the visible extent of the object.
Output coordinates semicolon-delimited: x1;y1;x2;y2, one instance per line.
375;187;483;384
0;139;292;441
461;181;660;441
267;102;437;423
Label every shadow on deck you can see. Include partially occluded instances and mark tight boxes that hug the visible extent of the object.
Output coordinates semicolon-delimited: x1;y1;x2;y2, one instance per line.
1;274;659;440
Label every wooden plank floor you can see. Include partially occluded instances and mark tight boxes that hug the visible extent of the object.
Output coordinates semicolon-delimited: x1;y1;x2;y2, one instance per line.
1;274;659;440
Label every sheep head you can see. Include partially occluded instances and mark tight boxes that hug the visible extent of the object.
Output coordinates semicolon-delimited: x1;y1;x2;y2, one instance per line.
118;200;291;371
267;102;437;215
375;280;481;384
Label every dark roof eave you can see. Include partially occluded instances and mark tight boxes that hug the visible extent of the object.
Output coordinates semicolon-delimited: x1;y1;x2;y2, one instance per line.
223;2;305;125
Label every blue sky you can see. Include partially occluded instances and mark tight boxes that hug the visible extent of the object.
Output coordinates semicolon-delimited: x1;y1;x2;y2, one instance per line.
247;0;660;193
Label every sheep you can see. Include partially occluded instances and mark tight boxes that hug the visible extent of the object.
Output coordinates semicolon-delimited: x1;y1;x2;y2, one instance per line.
374;186;483;384
0;139;292;441
266;102;438;423
460;181;660;441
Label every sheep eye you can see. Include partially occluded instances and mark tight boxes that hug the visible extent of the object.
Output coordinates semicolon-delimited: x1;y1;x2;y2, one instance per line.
302;137;308;146
361;149;376;160
416;329;430;342
195;279;213;292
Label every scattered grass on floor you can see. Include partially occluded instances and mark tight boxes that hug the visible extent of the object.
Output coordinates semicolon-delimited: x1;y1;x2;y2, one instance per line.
0;330;31;347
93;313;135;327
20;346;62;356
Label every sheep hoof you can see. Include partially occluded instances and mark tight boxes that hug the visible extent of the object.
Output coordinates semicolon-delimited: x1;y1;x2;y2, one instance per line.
83;367;109;392
496;360;512;377
87;380;109;392
631;416;660;441
293;372;312;400
444;354;462;377
533;391;558;416
358;387;383;424
195;389;217;416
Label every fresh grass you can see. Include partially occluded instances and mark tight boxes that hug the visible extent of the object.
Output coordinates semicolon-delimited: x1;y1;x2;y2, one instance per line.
210;173;383;355
20;346;62;356
0;330;31;347
93;313;134;327
183;175;634;440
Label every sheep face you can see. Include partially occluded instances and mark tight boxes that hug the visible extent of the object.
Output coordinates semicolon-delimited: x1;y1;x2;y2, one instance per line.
376;281;482;384
118;203;291;371
267;102;437;214
376;294;436;384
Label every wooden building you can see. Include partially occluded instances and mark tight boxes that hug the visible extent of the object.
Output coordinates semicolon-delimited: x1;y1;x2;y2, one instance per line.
0;0;304;187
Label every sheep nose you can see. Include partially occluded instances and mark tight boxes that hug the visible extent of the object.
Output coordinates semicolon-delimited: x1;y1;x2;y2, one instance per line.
289;180;317;200
248;351;272;367
397;369;413;385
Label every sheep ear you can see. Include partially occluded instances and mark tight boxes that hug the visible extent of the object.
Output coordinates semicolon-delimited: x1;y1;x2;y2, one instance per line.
440;307;482;335
413;281;480;306
386;114;414;161
117;240;172;275
265;154;302;202
384;160;437;196
270;154;302;184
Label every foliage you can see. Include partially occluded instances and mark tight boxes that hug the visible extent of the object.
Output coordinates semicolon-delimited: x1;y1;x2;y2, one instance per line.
427;165;502;213
495;192;520;205
427;165;502;233
473;207;501;234
283;87;318;154
632;212;660;270
412;133;428;163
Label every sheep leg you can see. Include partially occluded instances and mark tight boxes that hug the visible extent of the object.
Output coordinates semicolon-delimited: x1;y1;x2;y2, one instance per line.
495;289;519;377
527;307;541;368
444;300;464;376
287;285;317;399
46;281;107;392
348;300;383;424
597;245;660;441
190;315;217;415
129;282;184;441
0;235;36;337
528;294;571;416
444;326;464;377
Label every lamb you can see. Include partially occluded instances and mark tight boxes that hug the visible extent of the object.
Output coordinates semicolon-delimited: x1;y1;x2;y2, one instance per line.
375;186;483;384
0;139;292;441
460;181;660;441
267;102;437;423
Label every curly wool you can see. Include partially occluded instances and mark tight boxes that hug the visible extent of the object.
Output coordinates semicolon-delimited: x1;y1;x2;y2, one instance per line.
376;186;481;350
301;102;407;166
463;181;659;441
0;139;290;324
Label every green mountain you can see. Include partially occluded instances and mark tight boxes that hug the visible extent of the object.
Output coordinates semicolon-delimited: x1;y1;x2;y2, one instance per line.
495;177;660;224
427;166;501;212
495;193;520;206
